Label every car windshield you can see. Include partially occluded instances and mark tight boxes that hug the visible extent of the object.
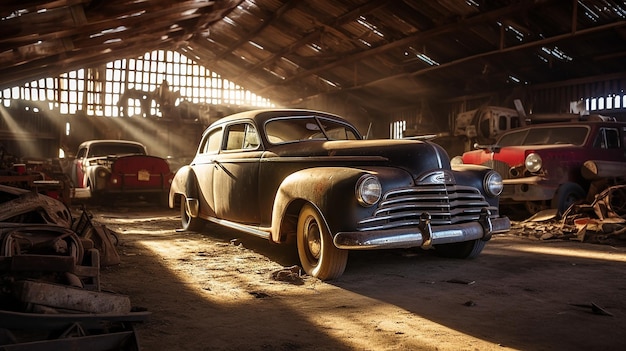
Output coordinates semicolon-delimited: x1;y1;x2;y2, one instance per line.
498;126;589;146
88;143;146;157
264;116;360;144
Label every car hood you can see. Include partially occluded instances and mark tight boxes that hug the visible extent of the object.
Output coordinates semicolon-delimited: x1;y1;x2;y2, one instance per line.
462;144;577;166
265;139;451;174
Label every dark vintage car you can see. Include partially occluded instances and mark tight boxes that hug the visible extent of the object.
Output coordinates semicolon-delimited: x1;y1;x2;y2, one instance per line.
457;119;626;214
70;140;174;203
169;109;510;280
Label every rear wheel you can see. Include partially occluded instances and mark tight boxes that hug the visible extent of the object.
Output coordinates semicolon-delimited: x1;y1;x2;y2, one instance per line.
180;196;205;231
297;204;348;280
434;239;486;259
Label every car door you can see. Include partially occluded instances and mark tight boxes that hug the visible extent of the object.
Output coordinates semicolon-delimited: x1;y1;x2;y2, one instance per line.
192;127;222;218
212;121;263;224
592;126;626;162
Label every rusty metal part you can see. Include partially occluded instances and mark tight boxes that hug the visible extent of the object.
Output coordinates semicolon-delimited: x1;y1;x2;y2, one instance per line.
592;185;626;220
72;207;121;266
0;309;149;350
0;185;72;227
0;224;83;263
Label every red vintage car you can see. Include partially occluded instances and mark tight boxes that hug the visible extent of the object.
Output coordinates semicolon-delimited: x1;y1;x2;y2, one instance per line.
457;119;626;214
70;140;173;204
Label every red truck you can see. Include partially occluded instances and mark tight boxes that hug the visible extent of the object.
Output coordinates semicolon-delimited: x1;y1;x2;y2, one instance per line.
457;118;626;215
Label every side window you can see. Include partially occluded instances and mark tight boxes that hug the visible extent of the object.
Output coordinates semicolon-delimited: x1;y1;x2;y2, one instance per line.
76;147;87;158
605;128;620;149
199;128;222;154
594;128;620;149
243;124;260;149
224;123;259;151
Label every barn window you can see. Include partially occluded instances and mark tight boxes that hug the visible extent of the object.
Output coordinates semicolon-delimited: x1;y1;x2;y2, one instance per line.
0;50;274;117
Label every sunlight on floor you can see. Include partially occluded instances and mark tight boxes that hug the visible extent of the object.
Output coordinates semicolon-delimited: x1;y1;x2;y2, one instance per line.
134;237;512;351
501;243;626;262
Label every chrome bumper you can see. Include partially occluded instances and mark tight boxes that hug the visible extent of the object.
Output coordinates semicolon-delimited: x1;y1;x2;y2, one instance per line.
334;209;511;250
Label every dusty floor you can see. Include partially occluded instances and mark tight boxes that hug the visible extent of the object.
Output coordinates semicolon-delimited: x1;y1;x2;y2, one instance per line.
86;202;626;351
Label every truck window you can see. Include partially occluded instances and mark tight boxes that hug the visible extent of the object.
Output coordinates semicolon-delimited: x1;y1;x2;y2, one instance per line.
594;128;620;149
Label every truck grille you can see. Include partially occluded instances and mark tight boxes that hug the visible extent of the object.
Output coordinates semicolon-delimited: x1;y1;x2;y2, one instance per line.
357;184;496;231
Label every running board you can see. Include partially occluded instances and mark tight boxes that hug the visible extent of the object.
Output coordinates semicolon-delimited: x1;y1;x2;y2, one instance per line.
207;217;271;240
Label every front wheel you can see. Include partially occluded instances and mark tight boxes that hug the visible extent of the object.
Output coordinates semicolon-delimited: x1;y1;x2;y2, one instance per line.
434;239;486;259
297;204;348;280
552;182;586;216
180;196;205;231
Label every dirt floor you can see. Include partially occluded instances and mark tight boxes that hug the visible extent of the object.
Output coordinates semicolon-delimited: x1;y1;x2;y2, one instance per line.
84;202;626;351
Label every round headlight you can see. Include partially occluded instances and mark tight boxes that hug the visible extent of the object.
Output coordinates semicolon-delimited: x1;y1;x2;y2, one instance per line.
97;169;108;178
356;175;382;207
450;156;464;166
525;153;542;173
484;171;503;197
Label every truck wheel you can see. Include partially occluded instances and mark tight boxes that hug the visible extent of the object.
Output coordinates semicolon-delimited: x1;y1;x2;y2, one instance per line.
551;182;586;215
434;239;486;259
297;204;348;280
180;196;205;231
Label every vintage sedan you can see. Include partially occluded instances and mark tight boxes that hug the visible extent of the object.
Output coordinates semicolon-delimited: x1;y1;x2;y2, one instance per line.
169;109;510;280
71;140;174;203
457;119;626;215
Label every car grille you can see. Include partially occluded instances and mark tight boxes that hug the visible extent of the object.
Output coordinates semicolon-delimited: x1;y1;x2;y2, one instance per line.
482;160;511;179
357;184;495;231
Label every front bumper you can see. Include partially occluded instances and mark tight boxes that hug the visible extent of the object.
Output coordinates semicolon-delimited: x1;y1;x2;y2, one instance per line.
334;209;510;250
501;176;557;202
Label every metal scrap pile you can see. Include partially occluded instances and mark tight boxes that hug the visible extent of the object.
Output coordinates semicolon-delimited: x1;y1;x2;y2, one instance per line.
512;183;626;245
0;184;148;350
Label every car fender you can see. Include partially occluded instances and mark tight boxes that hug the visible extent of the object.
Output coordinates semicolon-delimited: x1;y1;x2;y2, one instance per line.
452;163;500;207
270;166;413;243
85;165;110;192
169;165;197;209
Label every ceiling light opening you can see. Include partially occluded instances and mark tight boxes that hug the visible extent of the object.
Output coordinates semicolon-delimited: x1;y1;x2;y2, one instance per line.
319;77;338;88
248;41;264;50
508;75;521;83
541;46;573;61
506;25;525;41
182;9;198;16
263;67;285;80
280;57;300;69
358;39;372;47
308;43;322;52
417;53;439;66
356;16;385;38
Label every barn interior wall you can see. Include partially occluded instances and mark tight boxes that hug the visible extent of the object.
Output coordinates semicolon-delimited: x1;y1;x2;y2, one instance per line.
526;78;626;121
2;73;625;166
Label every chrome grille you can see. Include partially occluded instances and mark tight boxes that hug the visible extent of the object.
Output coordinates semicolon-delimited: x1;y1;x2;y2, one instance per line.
482;160;511;180
357;184;495;231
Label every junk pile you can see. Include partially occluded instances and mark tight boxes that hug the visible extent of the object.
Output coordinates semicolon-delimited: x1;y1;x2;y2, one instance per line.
0;184;148;350
0;157;71;206
512;182;626;245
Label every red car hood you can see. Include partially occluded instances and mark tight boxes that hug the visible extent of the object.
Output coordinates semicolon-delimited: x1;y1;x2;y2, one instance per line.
462;144;576;167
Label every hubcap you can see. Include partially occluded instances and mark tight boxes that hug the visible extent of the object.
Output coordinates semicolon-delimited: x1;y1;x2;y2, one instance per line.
306;219;321;260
